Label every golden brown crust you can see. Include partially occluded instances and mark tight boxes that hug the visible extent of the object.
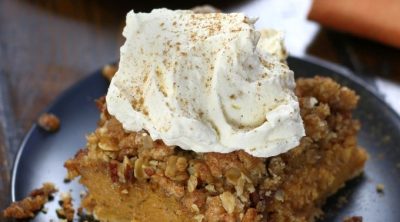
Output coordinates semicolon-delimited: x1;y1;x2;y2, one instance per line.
65;76;368;222
3;183;57;219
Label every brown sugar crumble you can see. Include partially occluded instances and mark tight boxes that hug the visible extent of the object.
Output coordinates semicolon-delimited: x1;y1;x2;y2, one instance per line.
343;216;363;222
102;64;118;81
56;192;75;221
3;183;57;219
38;113;60;132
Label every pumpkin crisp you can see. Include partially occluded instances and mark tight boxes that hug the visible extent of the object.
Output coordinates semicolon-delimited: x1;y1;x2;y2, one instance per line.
65;76;367;222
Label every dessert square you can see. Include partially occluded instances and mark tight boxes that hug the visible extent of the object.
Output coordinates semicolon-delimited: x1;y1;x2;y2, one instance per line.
65;76;367;222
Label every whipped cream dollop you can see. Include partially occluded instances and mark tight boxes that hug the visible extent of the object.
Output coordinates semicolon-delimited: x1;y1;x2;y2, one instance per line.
106;9;305;157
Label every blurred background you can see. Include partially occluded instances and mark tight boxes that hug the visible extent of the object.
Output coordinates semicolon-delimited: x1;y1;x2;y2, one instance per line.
0;0;399;214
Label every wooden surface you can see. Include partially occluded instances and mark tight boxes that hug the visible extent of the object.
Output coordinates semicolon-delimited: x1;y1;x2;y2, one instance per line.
0;0;399;219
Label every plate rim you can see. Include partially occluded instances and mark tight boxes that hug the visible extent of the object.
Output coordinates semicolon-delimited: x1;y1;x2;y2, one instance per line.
10;55;400;201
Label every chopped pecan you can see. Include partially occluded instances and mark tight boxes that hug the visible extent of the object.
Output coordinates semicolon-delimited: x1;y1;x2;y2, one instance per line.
109;160;119;183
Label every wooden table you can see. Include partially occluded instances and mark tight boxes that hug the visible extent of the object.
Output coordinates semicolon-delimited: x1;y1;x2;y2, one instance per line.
1;0;399;219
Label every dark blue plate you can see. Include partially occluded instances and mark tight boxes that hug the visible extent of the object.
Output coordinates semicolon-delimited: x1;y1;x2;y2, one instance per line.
12;56;400;221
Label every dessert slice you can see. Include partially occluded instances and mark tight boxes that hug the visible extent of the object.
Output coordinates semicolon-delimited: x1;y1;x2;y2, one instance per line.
65;76;366;222
65;9;367;222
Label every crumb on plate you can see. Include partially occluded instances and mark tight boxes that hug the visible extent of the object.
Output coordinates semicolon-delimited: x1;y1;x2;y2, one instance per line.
2;183;57;219
38;113;60;132
343;215;363;222
376;183;384;193
56;192;74;221
102;64;118;81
